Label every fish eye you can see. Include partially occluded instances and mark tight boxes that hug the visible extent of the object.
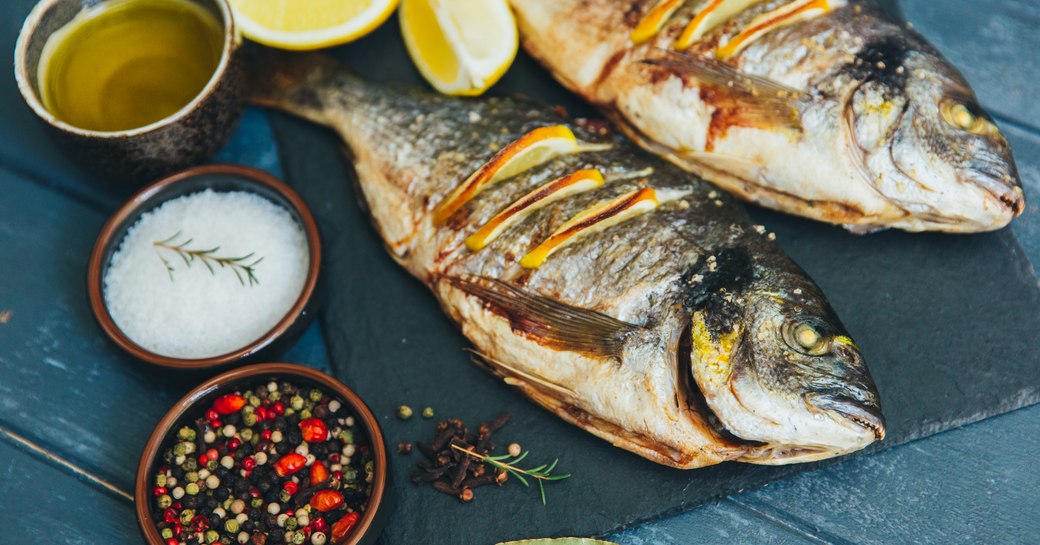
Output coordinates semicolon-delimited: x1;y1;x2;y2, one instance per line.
940;99;993;135
783;320;830;356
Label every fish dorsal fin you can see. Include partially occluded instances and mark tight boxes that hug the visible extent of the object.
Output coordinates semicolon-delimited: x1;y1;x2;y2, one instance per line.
444;276;638;358
641;51;802;132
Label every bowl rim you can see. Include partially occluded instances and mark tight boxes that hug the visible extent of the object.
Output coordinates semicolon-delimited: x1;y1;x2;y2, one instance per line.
134;363;390;545
13;0;240;138
87;164;322;369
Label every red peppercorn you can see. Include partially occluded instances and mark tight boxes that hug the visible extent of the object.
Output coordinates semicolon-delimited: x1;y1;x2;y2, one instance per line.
213;394;247;415
273;401;285;415
163;508;178;524
205;449;219;462
227;437;241;450
283;481;299;495
166;538;178;545
274;453;307;477
310;490;344;512
153;486;167;496
331;470;344;482
260;429;273;442
205;409;219;422
198;454;209;466
242;457;257;471
328;453;340;463
299;418;328;443
310;461;329;486
192;515;209;532
250;487;261;498
331;512;360;541
285;509;295;516
311;517;327;533
171;502;182;511
173;522;182;536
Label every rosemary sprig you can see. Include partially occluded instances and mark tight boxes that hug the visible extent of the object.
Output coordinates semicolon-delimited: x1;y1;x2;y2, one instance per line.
451;444;570;505
153;231;263;286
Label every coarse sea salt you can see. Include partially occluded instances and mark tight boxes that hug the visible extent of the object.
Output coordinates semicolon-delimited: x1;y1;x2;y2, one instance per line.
104;190;309;358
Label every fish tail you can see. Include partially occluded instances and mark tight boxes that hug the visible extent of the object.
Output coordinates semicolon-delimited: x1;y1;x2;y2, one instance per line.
244;46;349;124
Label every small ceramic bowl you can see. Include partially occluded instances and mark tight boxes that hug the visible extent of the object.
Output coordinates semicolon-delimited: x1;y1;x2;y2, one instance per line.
135;363;390;545
88;164;322;370
14;0;243;183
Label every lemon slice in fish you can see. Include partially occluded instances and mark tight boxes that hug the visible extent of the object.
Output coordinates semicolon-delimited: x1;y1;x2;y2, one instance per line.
434;125;583;224
400;0;519;96
229;0;398;50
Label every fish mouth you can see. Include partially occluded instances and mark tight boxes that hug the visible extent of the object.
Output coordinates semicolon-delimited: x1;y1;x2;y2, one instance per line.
960;170;1025;218
808;394;886;441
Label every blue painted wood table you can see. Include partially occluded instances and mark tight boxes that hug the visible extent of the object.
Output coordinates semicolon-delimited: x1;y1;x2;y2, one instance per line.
1;1;1038;543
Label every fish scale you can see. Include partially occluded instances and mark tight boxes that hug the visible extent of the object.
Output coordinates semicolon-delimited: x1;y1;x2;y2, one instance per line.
250;52;885;469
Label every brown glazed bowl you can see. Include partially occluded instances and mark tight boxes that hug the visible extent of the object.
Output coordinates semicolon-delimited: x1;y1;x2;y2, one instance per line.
87;164;323;370
14;0;244;183
135;363;391;545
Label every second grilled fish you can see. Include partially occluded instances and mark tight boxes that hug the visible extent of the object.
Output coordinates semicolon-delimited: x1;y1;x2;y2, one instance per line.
510;0;1024;233
250;53;885;468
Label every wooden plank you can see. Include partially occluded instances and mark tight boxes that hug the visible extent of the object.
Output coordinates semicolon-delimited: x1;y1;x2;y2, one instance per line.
0;166;329;493
902;0;1040;128
733;404;1040;544
609;499;817;545
0;438;139;544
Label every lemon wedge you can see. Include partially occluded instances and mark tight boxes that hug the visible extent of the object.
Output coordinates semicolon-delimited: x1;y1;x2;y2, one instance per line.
229;0;398;50
399;0;519;96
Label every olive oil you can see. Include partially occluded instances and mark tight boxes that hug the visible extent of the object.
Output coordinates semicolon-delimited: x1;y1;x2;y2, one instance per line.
38;0;224;132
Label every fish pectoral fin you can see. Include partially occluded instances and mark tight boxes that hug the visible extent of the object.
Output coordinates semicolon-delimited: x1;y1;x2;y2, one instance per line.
445;275;638;358
641;51;803;132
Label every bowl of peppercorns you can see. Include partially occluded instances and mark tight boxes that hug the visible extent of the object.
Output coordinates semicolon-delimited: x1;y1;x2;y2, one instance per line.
136;363;389;545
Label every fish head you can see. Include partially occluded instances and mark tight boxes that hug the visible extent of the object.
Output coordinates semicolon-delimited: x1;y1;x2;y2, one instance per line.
844;41;1024;231
686;256;884;460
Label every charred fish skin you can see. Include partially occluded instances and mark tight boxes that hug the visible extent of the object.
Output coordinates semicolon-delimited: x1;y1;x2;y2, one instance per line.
250;53;885;468
509;0;1024;233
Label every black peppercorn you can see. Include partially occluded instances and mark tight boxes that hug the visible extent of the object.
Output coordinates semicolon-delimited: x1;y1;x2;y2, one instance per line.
275;442;290;455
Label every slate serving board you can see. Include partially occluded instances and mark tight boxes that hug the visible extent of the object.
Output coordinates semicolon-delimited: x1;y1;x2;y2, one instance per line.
264;13;1040;545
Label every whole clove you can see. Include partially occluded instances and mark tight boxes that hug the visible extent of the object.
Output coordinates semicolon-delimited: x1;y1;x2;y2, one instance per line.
410;412;512;504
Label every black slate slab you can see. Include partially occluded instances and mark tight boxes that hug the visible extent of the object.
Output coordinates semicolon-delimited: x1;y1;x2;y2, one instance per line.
269;111;1040;545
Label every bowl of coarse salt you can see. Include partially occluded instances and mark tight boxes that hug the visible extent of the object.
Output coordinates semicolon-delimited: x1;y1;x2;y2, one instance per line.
88;164;322;369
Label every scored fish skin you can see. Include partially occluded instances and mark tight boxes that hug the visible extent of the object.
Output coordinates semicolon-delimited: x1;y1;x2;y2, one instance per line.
509;0;1024;233
249;53;884;468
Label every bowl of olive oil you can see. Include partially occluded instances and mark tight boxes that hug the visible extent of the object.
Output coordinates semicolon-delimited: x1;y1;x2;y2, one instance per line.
15;0;243;182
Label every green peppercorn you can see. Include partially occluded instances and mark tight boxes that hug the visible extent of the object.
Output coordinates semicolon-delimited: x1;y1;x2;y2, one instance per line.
251;498;264;509
421;406;435;419
290;395;305;411
155;474;168;487
205;530;220;544
308;389;323;402
157;494;172;509
299;409;312;420
242;412;258;427
183;457;198;472
224;518;239;533
269;391;281;402
185;482;200;495
396;405;413;420
179;509;195;525
284;408;296;416
248;395;262;407
291;530;306;544
339;430;354;444
239;428;253;442
185;471;199;483
206;459;218;472
343;469;358;482
284;516;299;530
177;426;196;441
172;442;187;456
222;498;233;510
279;490;292;503
161;528;174;540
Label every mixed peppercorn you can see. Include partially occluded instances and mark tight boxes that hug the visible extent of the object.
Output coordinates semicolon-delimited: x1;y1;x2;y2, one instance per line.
151;380;374;545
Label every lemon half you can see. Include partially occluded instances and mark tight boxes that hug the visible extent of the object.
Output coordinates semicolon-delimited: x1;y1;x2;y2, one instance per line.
229;0;399;50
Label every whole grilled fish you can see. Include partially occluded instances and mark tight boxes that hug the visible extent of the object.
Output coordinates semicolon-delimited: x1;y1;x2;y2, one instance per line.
251;53;884;468
510;0;1024;233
